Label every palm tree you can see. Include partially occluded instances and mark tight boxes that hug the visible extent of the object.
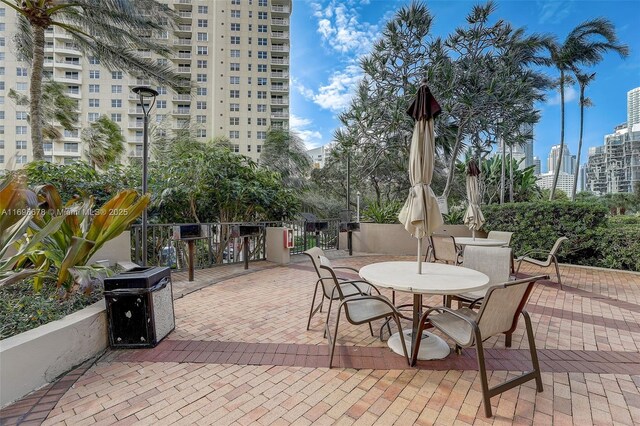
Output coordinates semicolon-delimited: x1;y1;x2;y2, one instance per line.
546;18;629;200
81;116;125;170
569;71;595;201
1;0;189;160
260;129;311;189
8;80;78;143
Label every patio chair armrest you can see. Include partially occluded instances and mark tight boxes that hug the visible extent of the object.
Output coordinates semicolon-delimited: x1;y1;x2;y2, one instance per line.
517;250;550;260
421;306;477;328
334;266;359;273
340;294;398;312
468;297;485;310
340;280;378;295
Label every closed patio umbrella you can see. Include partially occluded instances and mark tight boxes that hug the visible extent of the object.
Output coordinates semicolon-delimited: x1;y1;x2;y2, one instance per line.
463;159;484;239
398;79;443;274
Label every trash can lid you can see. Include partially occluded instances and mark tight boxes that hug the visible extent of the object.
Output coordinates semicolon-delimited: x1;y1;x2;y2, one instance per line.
104;266;171;290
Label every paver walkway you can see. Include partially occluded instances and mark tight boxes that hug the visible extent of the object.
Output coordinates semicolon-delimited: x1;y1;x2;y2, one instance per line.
2;253;640;425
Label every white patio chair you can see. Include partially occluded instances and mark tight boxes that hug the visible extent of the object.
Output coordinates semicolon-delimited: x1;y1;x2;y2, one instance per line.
427;234;462;265
515;236;568;289
487;231;515;272
411;274;549;417
319;256;409;368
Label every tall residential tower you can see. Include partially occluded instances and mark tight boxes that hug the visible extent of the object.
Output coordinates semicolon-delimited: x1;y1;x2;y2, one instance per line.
0;0;292;169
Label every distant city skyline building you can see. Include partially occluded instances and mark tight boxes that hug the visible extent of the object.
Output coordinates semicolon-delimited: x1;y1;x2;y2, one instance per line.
0;0;292;170
547;144;575;175
307;144;332;169
533;156;541;175
585;87;640;195
537;171;575;195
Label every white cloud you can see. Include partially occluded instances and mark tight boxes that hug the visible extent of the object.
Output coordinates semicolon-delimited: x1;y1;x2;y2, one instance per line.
290;114;324;149
311;1;378;57
537;1;572;25
547;85;578;106
292;66;363;113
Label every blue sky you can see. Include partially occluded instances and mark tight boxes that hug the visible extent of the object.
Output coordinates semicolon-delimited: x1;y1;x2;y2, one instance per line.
289;0;640;172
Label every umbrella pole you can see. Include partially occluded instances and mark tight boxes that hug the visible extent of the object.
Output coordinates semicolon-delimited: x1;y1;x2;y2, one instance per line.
417;238;422;274
472;229;475;240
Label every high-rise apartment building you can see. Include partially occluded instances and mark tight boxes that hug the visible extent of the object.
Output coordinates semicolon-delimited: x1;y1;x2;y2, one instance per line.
536;171;574;195
0;0;291;170
547;144;575;175
585;87;640;195
533;156;541;175
628;87;640;128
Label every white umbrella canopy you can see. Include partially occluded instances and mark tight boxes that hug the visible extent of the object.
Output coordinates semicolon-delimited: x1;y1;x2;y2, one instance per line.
398;80;443;273
463;159;485;238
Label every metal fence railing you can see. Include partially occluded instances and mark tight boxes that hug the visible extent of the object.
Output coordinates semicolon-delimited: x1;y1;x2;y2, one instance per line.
130;218;340;271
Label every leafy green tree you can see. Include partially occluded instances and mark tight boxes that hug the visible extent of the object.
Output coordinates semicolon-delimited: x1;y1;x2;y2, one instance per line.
81;116;125;170
260;129;311;189
545;18;629;199
8;81;78;143
2;0;189;160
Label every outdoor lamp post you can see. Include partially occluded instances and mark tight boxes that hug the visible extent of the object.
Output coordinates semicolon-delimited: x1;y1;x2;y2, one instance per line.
356;191;361;223
132;86;159;266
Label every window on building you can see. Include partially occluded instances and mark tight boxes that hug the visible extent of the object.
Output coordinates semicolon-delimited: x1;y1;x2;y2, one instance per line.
196;129;206;138
111;84;122;93
230;117;239;125
229;131;239;139
111;113;122;122
258;64;267;72
197;19;208;28
89;70;100;79
230;63;240;71
258;11;268;19
257;118;267;126
232;144;240;153
258;51;268;59
16;67;28;76
196;101;207;109
89;84;100;93
231;10;241;18
197;46;208;55
258;25;267;33
230;76;240;84
111;71;122;79
16;140;27;149
230;49;241;58
230;36;240;45
157;100;167;109
64;71;79;80
0;67;4;76
257;145;262;153
197;32;208;41
257;131;267;140
196;115;206;123
257;77;267;86
64;143;78;152
197;60;207;68
198;5;208;13
16;126;28;135
196;87;207;96
0;155;4;164
157;58;169;66
257;91;267;99
230;90;240;98
248;50;252;57
258;37;267;46
259;0;268;6
89;98;100;107
16;155;28;164
88;113;100;122
16;82;27;91
88;56;100;64
111;99;122;108
230;103;240;111
231;23;240;31
157;86;167;95
231;0;240;4
257;104;267;112
195;74;207;83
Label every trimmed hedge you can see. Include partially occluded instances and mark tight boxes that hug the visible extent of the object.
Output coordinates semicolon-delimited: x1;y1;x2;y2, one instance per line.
482;202;640;271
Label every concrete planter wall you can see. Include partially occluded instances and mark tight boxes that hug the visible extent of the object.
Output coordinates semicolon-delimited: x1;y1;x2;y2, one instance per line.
0;299;108;408
339;223;487;255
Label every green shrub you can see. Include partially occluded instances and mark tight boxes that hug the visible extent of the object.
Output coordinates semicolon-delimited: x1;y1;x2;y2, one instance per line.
591;225;640;271
482;201;609;264
362;200;402;224
608;215;640;226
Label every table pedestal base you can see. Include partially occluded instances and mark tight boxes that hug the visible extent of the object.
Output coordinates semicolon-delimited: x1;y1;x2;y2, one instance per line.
388;330;450;361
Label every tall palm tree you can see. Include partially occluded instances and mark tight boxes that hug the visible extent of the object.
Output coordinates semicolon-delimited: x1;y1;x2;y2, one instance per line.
260;129;312;189
1;0;189;160
81;116;125;170
546;18;629;200
569;71;595;201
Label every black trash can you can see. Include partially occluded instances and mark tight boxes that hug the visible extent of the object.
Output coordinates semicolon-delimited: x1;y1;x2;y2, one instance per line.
104;266;175;348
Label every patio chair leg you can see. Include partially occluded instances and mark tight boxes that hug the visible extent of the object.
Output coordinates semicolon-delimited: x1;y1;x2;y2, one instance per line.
523;311;543;393
505;332;512;348
553;257;563;290
378;318;393;341
515;259;523;277
307;281;321;330
368;322;374;337
392;314;409;365
475;334;493;417
324;298;334;339
328;306;342;368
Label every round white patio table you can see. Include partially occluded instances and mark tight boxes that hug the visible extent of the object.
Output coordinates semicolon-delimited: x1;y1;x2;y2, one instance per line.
454;237;508;247
359;261;489;361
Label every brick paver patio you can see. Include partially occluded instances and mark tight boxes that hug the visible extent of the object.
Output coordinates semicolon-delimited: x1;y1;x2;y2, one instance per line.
2;253;640;425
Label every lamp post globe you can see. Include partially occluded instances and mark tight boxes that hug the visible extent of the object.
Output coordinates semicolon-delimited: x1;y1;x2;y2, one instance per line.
131;86;159;266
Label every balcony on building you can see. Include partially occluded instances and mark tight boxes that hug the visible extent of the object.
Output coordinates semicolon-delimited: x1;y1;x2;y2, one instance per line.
270;84;289;92
270;71;289;79
128;108;144;115
271;4;290;14
270;110;289;119
271;31;289;40
176;24;192;33
177;66;192;75
173;38;192;46
55;42;82;56
128;122;145;129
55;59;82;70
128;79;152;87
271;57;289;66
176;50;192;60
172;94;192;102
177;11;192;20
173;107;191;115
174;0;192;9
271;18;289;27
271;44;290;53
270;97;289;105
